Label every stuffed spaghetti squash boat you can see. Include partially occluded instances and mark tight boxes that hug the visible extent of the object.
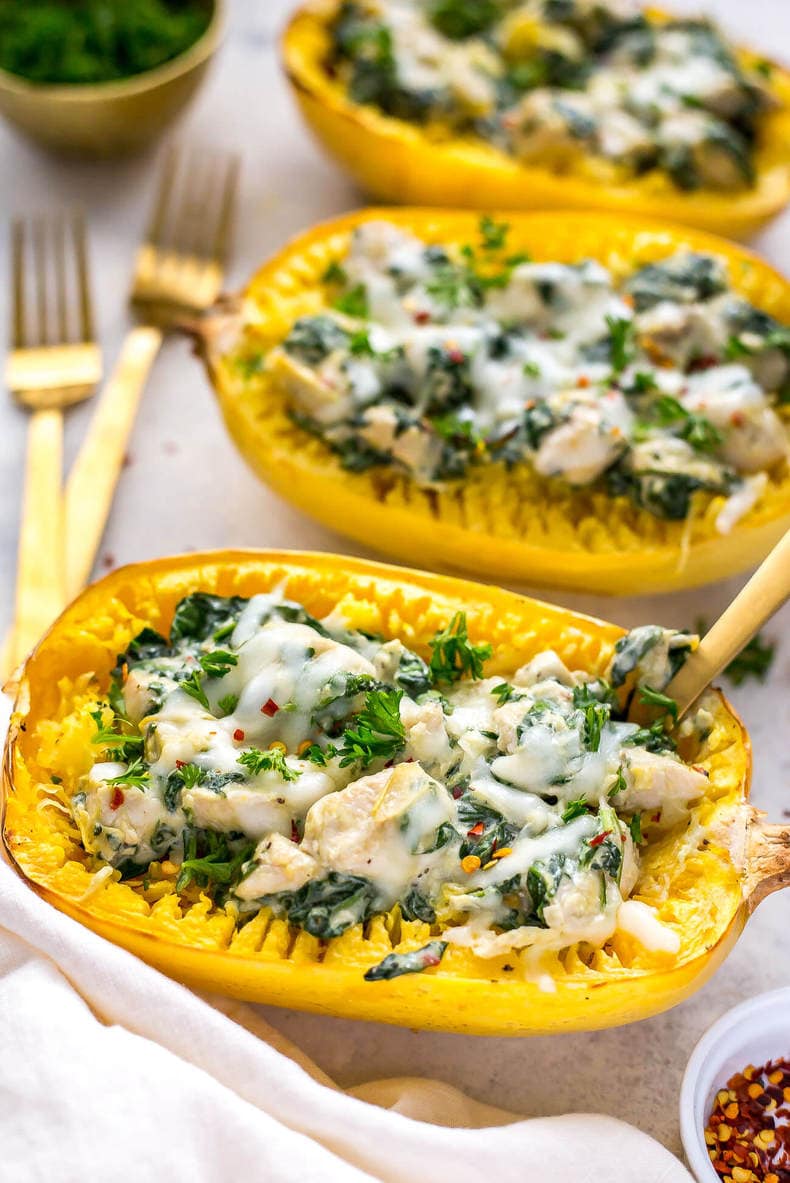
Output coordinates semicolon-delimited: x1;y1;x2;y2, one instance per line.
203;209;790;594
283;0;790;239
4;551;789;1035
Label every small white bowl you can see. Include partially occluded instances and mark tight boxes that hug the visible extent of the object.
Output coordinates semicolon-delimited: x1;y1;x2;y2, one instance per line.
680;987;790;1181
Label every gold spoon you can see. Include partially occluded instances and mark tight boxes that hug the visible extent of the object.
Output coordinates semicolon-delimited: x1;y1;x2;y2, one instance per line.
666;528;790;718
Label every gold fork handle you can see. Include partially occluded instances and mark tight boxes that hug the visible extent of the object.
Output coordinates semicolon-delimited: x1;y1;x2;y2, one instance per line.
64;325;163;599
11;408;65;670
666;528;790;717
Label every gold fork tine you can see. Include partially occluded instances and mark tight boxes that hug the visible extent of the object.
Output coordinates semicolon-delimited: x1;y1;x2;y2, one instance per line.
146;145;180;249
73;212;93;343
5;212;102;679
54;215;68;343
11;218;25;348
33;217;48;346
63;145;239;603
182;150;219;258
210;152;240;266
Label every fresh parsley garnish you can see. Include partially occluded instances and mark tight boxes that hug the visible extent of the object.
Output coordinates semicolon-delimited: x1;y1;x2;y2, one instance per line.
606;315;635;373
638;685;678;720
333;284;368;318
105;759;150;788
429;612;492;684
90;709;143;761
561;798;589;823
337;687;405;767
479;214;509;253
238;747;299;781
180;670;209;710
176;829;255;893
217;693;239;716
322;260;347;285
198;649;238;679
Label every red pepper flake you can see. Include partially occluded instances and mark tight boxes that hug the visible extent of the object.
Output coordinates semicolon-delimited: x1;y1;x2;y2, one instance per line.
689;354;718;372
233;728;245;742
705;1056;790;1182
589;830;611;848
290;820;300;844
413;309;431;324
102;553;115;569
577;374;590;388
110;787;125;810
731;411;745;428
467;821;485;837
452;785;464;799
651;812;661;823
261;699;279;717
175;759;186;770
447;347;465;365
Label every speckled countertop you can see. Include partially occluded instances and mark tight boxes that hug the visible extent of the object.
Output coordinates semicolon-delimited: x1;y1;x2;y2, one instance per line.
0;0;787;1160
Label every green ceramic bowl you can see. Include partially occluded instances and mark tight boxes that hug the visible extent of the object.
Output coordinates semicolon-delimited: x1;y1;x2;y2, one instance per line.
0;0;224;157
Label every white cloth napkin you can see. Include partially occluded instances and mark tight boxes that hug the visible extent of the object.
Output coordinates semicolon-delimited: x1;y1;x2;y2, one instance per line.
0;858;693;1183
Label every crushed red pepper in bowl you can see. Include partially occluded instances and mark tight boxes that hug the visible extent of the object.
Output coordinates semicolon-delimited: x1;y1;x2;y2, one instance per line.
705;1058;790;1182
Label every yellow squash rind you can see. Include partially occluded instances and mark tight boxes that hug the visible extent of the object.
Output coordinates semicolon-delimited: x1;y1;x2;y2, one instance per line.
206;209;790;595
282;2;790;239
1;550;767;1036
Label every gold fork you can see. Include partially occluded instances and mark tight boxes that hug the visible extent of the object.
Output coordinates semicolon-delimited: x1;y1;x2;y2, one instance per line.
63;145;240;599
7;214;102;671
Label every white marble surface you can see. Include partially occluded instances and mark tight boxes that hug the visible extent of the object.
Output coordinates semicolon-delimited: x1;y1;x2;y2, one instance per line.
0;0;788;1159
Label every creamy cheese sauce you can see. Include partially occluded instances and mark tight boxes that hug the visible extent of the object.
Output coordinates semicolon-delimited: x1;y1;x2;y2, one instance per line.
329;0;776;191
71;590;709;963
269;220;789;526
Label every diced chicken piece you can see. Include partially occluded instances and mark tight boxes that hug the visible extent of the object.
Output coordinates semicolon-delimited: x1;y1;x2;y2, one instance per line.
184;785;293;841
658;112;751;191
513;649;575;688
499;8;584;64
74;763;166;865
542;870;615;936
400;695;455;776
372;638;406;683
596;108;655;168
347;220;429;275
625;435;727;487
445;44;499;116
492;698;533;755
505;90;597;162
302;762;456;904
616;748;708;827
534;393;631;485
123;660;182;724
682;366;789;473
443;678;500;741
635;301;724;368
268;349;354;427
357;404;443;482
234;832;319;901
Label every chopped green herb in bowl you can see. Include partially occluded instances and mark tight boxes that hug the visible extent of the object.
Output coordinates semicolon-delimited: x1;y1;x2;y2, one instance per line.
0;0;212;84
0;0;222;156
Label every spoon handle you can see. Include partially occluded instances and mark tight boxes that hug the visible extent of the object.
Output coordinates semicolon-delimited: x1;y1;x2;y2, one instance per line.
666;529;790;718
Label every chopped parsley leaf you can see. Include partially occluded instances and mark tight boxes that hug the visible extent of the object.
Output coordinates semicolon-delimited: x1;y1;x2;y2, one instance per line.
429;612;492;684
